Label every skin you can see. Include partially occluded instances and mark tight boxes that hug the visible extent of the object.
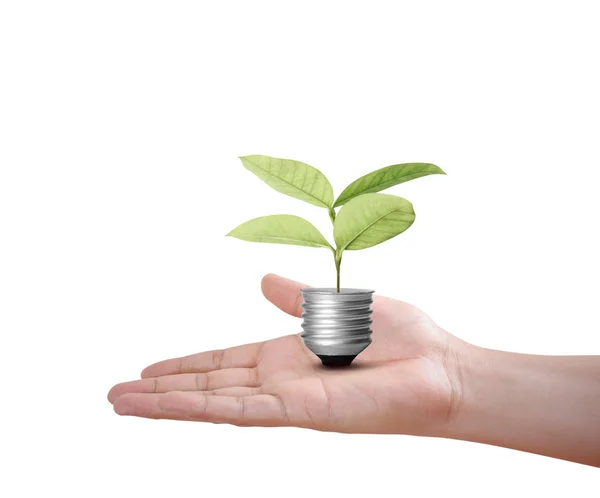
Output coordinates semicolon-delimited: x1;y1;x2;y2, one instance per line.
108;274;600;467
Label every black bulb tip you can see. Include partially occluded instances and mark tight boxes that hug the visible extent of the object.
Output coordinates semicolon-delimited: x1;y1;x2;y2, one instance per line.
317;355;357;367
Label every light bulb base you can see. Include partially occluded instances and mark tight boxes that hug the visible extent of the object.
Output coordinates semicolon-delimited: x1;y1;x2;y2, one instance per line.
300;288;374;367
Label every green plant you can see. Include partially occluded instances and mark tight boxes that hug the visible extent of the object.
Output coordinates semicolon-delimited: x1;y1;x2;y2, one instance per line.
227;155;445;292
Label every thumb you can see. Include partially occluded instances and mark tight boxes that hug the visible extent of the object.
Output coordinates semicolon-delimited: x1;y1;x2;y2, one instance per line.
261;273;308;318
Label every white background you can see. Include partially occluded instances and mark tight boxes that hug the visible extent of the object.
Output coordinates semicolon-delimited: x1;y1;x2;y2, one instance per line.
1;1;599;496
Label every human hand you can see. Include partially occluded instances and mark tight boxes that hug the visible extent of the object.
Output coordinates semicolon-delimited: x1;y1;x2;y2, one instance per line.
108;274;463;436
108;274;600;466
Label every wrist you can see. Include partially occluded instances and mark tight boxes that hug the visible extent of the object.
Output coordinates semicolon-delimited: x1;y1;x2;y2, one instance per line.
439;341;495;441
436;341;600;466
422;336;506;440
422;329;600;466
416;335;476;438
428;336;477;438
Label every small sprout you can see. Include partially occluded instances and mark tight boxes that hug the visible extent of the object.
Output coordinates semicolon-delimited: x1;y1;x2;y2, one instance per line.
227;155;445;292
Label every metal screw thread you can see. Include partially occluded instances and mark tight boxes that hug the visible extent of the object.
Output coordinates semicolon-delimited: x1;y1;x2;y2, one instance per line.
300;288;374;359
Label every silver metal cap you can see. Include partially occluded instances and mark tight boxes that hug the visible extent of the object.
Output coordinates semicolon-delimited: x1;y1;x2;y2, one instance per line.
300;288;374;364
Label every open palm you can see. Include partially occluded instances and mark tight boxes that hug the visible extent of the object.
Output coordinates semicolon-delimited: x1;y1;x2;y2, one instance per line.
109;274;460;435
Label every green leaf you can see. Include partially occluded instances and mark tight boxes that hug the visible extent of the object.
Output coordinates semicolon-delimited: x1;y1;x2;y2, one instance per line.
227;215;333;249
240;155;334;208
334;193;415;251
333;163;445;207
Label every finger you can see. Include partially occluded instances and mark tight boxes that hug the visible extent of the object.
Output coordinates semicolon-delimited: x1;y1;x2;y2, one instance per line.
261;273;308;318
141;341;265;378
113;392;287;427
108;368;259;403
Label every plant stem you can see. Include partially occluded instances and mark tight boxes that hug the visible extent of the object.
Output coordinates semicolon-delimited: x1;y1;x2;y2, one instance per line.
328;207;340;290
328;207;336;224
334;251;342;292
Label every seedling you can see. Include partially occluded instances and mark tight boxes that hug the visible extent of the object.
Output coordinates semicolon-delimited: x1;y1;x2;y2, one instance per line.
227;155;445;292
